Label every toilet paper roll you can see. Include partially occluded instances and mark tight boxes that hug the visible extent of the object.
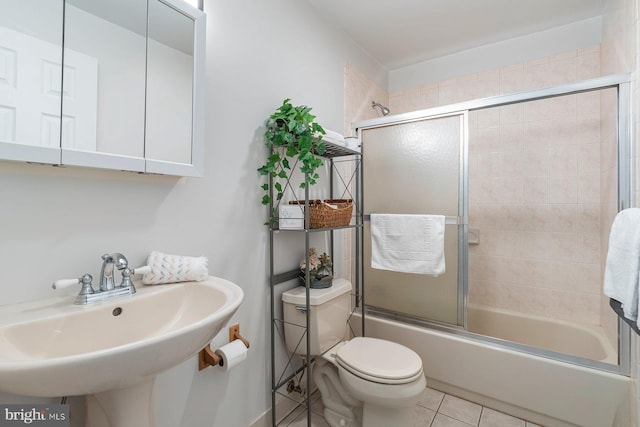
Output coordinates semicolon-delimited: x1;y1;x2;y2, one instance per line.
214;339;248;371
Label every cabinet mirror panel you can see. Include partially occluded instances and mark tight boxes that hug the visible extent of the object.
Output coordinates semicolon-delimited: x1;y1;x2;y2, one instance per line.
62;0;147;165
0;0;64;163
0;0;204;175
146;0;196;169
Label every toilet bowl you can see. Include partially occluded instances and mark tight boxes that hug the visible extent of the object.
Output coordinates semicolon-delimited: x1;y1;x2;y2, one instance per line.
317;337;425;427
282;279;426;427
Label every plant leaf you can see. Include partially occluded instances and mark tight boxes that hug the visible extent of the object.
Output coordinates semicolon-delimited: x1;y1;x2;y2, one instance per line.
286;145;298;157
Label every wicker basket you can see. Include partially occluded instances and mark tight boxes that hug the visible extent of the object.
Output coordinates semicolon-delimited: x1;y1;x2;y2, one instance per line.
289;199;353;229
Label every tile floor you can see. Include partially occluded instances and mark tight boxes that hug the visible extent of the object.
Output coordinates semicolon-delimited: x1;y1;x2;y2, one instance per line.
281;387;544;427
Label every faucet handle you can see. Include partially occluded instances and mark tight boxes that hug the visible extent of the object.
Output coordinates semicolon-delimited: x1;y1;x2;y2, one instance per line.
78;274;95;295
119;266;149;289
132;266;151;276
52;273;95;295
52;278;80;290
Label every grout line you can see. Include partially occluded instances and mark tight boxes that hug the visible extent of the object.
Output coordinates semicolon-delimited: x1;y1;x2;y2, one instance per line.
478;406;485;427
435;392;445;413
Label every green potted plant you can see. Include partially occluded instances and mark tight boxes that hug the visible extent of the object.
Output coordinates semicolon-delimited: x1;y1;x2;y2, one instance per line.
257;98;326;207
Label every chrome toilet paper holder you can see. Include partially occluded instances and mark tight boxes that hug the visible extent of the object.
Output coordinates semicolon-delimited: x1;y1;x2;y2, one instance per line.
198;324;250;371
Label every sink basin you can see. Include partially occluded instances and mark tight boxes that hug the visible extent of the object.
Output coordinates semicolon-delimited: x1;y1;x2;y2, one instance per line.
0;276;243;426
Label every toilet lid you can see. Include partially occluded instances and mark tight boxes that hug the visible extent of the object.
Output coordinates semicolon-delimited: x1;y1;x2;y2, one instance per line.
335;337;423;385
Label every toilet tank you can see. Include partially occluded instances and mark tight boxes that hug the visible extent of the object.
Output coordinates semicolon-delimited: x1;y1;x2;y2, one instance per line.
281;278;352;356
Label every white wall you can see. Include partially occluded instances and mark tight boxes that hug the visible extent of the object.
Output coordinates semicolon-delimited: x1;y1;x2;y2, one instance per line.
388;17;602;92
0;0;385;426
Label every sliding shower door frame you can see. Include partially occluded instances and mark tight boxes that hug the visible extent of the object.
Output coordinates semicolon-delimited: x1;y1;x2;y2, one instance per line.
617;80;632;376
355;73;632;375
460;111;469;329
359;111;468;326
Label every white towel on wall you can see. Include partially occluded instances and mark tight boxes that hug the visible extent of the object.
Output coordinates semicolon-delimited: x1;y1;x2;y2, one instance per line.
603;208;640;323
322;129;345;146
370;214;445;275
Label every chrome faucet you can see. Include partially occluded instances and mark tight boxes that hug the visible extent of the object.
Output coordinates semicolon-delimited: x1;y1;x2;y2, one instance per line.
99;253;128;291
52;253;148;305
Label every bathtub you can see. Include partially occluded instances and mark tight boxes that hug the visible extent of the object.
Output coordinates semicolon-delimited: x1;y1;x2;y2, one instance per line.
467;304;618;364
353;312;630;427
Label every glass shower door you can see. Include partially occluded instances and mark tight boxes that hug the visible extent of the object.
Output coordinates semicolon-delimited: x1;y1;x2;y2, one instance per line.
361;113;466;326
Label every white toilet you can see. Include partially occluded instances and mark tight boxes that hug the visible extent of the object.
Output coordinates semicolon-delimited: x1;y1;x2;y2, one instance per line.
282;278;426;427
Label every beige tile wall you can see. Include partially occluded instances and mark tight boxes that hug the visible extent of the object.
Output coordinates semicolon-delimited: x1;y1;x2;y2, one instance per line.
342;61;389;284
468;87;615;325
344;60;389;135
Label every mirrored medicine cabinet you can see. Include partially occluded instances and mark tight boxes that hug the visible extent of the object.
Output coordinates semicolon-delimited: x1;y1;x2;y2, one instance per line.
0;0;205;176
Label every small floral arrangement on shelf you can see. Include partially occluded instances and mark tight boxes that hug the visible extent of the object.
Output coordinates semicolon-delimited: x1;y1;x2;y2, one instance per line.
299;248;333;289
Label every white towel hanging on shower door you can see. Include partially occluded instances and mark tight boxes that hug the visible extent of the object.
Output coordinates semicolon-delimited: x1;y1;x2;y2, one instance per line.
370;214;445;275
603;208;640;324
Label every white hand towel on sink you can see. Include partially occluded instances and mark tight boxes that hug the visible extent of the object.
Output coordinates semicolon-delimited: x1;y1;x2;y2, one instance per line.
143;251;208;285
370;214;445;276
604;208;640;322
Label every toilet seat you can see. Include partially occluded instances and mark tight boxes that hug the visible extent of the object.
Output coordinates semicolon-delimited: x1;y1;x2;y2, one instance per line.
335;337;423;385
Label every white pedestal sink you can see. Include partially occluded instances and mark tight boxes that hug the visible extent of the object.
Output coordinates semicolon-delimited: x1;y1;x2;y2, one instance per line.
0;276;244;427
